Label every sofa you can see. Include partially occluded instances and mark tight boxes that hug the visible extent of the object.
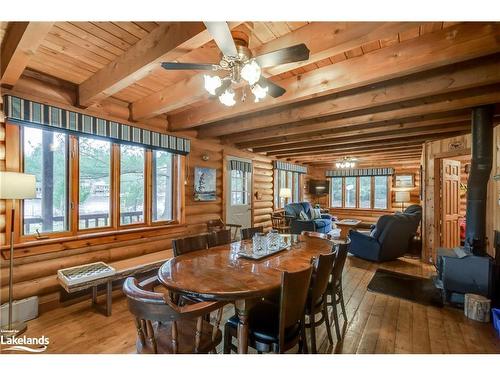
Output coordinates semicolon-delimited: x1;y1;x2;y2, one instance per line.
348;205;422;262
284;202;333;234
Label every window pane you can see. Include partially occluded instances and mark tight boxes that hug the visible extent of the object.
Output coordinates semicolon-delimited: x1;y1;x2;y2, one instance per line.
344;177;357;208
359;176;371;209
293;173;300;202
153;150;173;222
374;176;388;209
79;137;111;229
23;128;68;235
120;145;145;225
331;178;342;207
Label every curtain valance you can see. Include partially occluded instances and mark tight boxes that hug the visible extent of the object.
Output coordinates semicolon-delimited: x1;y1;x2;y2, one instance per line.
3;95;190;155
273;160;307;174
229;160;252;173
326;168;394;177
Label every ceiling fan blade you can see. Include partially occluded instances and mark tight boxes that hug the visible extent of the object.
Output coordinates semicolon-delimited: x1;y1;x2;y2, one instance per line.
161;62;219;71
258;77;286;98
255;43;310;68
204;22;238;57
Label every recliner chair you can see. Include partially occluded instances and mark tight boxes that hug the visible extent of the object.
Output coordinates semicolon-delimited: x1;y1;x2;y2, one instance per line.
349;205;422;262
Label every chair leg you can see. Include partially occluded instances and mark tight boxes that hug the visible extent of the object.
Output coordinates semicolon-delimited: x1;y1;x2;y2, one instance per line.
338;280;348;322
300;317;308;354
322;302;334;345
309;313;317;354
223;324;232;354
331;299;342;342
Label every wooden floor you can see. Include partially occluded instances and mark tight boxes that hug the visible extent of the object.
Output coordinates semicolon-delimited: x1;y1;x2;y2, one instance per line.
2;256;499;354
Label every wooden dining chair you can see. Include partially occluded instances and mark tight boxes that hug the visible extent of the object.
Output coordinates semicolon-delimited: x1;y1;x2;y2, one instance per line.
272;213;291;234
305;252;336;353
240;226;264;240
123;276;225;354
327;240;351;342
207;218;242;241
223;267;313;354
207;229;232;247
172;234;209;257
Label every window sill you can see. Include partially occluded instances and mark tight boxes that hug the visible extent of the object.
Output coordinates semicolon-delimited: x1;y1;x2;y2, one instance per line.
1;222;188;256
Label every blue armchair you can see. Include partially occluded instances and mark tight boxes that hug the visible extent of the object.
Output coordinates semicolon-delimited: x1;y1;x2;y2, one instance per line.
284;202;333;234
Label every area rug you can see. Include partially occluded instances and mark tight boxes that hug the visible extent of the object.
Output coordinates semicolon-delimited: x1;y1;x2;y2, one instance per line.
367;268;443;307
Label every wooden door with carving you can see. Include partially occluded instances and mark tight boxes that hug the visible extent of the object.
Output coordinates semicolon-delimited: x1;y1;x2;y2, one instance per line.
440;159;461;248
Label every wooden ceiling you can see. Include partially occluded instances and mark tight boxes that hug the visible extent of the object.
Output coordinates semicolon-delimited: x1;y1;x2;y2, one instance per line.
1;21;499;167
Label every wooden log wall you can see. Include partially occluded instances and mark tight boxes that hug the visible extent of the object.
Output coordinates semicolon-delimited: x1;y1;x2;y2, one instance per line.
0;75;275;310
302;167;329;208
1;94;5;247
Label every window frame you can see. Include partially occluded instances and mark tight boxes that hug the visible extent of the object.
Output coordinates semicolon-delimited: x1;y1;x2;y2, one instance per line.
7;123;183;245
329;175;390;210
274;169;302;209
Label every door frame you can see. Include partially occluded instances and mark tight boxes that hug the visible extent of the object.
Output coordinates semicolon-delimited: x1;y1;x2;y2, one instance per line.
223;154;254;227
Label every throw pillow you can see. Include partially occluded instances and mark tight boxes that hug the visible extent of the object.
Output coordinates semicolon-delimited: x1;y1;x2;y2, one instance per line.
299;210;309;220
311;208;322;219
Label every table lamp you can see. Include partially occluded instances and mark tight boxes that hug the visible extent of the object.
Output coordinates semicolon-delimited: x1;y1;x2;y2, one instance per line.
0;171;36;338
279;188;292;205
395;190;411;212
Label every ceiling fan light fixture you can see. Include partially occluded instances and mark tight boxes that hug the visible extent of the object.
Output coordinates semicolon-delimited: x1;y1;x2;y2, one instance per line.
204;74;222;96
241;59;261;85
251;84;269;102
218;88;236;107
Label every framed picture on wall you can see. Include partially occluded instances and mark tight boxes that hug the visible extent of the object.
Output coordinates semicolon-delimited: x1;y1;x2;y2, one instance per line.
394;174;414;188
194;167;216;201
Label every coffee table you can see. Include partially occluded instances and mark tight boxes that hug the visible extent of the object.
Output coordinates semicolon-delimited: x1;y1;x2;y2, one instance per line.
335;219;362;239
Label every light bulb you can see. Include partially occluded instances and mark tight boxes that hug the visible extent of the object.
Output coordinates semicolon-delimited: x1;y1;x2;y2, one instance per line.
218;88;236;107
204;75;222;96
241;60;261;85
251;84;268;102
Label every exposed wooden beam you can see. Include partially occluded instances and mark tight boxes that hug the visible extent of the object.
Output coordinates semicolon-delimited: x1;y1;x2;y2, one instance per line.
210;56;500;139
269;131;468;158
130;22;421;120
237;115;469;149
1;22;54;87
230;85;500;147
258;123;469;154
78;22;210;107
170;22;500;131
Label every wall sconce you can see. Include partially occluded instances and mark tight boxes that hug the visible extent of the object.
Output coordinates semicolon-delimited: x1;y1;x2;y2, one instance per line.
201;153;210;161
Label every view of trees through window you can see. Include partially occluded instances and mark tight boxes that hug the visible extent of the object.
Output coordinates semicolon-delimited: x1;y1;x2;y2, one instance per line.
330;175;389;209
230;169;250;205
274;170;301;209
152;150;173;221
79;137;111;229
120;145;145;225
23;127;68;235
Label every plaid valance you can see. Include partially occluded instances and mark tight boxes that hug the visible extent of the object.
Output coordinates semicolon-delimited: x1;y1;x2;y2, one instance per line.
326;168;394;177
3;95;190;155
229;160;252;173
273;160;307;174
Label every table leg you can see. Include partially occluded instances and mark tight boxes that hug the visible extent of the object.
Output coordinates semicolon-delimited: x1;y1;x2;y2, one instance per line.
91;286;98;305
234;299;251;354
105;281;112;316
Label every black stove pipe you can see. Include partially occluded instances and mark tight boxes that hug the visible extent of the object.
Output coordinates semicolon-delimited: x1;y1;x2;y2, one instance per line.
464;105;494;256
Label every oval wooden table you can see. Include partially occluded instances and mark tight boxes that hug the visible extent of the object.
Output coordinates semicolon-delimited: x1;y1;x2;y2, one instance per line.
158;235;339;354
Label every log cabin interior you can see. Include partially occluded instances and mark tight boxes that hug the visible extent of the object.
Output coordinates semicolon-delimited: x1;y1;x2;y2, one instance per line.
1;5;500;367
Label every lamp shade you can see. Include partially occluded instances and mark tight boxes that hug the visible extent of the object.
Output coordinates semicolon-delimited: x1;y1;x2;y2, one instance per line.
0;172;36;199
279;188;292;199
395;191;411;203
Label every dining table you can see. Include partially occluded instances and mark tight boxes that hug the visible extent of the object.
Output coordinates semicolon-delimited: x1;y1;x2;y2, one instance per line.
158;234;343;354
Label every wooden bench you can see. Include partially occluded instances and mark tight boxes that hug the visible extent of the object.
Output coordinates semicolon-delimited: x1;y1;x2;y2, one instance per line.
57;250;172;316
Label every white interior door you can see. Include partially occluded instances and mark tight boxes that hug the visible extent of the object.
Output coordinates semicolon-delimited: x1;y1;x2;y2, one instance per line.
226;157;252;235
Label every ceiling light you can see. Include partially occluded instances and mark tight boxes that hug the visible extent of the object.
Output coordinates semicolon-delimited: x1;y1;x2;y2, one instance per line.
204;75;222;96
336;157;357;169
218;88;236;107
251;84;269;102
241;60;261;85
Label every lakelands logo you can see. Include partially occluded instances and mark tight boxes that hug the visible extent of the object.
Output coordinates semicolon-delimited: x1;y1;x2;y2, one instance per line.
0;331;49;353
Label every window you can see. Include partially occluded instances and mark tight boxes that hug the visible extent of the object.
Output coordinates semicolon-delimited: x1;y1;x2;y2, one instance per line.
230;169;250;205
374;176;389;209
22;127;69;235
331;178;342;208
344;177;357;208
120;145;145;225
152;150;174;222
274;170;302;209
359;176;371;209
79;137;111;229
330;175;390;210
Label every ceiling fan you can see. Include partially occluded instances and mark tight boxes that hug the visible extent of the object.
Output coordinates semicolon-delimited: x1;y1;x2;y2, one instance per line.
161;22;310;106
